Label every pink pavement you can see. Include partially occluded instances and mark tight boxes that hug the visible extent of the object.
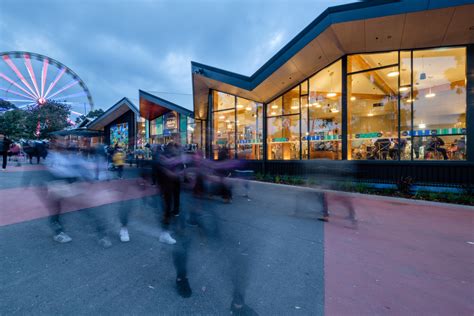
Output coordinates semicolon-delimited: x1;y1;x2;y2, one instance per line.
0;178;157;227
324;192;474;315
2;164;48;172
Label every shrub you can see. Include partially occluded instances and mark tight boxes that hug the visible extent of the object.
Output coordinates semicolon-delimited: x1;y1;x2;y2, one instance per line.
396;176;414;195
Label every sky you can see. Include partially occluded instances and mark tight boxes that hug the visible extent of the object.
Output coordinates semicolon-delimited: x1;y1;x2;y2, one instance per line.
0;0;353;111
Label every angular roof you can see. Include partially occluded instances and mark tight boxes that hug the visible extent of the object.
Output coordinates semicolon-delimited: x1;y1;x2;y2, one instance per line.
191;0;474;119
139;90;193;121
87;97;138;130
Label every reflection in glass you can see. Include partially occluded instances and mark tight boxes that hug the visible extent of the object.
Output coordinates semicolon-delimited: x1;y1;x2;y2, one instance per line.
267;115;300;160
348;67;399;160
213;90;235;111
411;47;466;160
213;109;235;159
237;98;263;160
308;60;342;160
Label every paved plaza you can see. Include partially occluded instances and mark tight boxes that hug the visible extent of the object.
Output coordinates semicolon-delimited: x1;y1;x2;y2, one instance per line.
0;165;473;315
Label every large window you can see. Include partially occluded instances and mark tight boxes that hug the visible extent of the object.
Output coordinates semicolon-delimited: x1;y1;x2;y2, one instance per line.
307;60;342;160
236;97;263;159
213;108;235;159
347;47;466;161
348;67;399;160
410;47;466;160
212;91;263;160
267;87;301;160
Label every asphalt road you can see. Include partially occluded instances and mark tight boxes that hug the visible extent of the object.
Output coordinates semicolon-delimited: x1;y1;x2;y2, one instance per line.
0;170;324;315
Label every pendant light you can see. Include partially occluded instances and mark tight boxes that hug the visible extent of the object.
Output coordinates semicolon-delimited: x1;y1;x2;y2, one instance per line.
387;66;399;77
326;71;337;97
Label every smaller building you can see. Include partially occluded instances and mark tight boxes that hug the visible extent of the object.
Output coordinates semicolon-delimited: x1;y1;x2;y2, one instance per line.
87;97;140;150
139;90;199;151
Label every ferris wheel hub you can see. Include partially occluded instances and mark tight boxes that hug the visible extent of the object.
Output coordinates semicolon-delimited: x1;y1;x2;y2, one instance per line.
38;97;46;105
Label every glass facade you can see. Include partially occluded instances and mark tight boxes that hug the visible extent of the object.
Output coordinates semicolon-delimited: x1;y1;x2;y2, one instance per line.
212;91;263;160
208;46;468;161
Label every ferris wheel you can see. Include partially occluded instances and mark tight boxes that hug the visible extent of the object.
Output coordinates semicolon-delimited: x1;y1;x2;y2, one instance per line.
0;51;94;119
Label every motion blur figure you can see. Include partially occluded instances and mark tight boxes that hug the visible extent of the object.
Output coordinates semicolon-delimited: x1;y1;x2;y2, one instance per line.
37;140;112;247
306;163;357;226
172;154;257;315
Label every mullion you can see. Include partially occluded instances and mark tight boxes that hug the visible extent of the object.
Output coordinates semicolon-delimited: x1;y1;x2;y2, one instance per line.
347;63;399;76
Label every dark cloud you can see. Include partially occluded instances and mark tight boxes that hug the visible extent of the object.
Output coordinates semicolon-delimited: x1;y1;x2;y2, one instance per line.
0;0;352;110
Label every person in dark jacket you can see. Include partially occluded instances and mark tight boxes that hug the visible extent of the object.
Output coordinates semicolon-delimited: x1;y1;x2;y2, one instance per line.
1;134;12;170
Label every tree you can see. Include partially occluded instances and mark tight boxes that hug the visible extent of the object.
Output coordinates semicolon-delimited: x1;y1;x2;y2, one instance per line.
0;109;29;139
75;108;105;124
24;101;71;139
0;99;17;111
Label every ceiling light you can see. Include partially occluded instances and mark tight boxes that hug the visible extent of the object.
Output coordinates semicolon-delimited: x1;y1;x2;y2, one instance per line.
315;103;321;108
330;108;339;113
270;111;276;116
291;105;299;110
368;112;374;117
271;104;278;109
405;98;413;103
245;106;252;111
227;124;233;129
326;92;337;98
399;87;409;92
418;123;426;129
350;96;356;101
237;104;244;109
225;119;230;123
387;71;399;77
219;115;225;120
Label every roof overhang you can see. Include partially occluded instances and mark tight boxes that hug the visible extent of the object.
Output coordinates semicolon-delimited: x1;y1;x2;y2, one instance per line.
191;0;474;120
139;90;193;121
87;97;139;130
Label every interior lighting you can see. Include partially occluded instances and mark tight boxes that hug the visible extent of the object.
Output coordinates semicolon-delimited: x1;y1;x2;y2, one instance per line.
387;70;399;77
315;103;321;108
245;106;252;111
350;96;356;101
237;104;244;109
270;111;276;116
399;87;409;92
425;88;436;98
219;115;225;120
330;107;339;113
326;92;337;98
368;112;374;117
291;105;299;110
271;104;278;109
418;123;426;129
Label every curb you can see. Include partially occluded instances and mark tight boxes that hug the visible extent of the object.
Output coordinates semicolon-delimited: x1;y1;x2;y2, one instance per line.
246;179;474;211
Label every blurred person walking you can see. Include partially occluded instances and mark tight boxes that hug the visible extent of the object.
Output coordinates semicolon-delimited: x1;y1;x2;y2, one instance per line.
1;134;12;171
113;147;125;179
38;142;112;247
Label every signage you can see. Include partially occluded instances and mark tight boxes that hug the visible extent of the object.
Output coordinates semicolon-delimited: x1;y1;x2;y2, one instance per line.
272;137;288;142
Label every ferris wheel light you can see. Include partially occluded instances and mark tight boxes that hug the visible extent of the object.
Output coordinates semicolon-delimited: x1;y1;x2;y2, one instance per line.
1;51;93;119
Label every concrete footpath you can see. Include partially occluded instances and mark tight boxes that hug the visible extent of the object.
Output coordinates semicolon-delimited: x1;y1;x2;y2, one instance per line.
0;165;473;315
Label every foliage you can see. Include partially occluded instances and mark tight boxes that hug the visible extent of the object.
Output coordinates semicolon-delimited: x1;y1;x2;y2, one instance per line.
0;109;30;139
0;101;70;140
396;176;414;195
75;108;105;124
0;99;17;111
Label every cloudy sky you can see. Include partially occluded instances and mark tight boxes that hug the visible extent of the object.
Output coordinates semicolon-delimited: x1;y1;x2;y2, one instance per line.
0;0;352;111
